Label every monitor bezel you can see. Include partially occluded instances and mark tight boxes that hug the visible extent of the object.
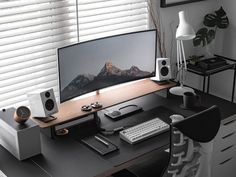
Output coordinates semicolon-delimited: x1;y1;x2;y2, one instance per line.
58;29;157;103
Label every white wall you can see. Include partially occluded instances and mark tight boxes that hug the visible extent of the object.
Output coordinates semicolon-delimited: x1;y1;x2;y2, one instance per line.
156;0;236;101
158;0;217;59
218;0;236;59
208;0;236;101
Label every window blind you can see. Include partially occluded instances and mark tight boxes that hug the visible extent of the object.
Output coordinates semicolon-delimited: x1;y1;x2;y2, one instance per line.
0;0;149;109
0;0;78;109
78;0;149;41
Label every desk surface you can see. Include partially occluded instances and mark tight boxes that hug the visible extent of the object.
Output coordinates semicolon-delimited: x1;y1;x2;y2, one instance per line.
1;90;236;177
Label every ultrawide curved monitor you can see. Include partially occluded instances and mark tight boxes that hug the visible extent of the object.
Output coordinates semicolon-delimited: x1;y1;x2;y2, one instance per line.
58;30;157;103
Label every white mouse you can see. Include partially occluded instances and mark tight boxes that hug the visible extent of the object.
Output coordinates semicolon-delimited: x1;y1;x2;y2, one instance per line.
170;114;184;123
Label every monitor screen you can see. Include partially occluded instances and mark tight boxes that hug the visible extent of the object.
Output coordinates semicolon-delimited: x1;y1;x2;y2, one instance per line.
58;30;157;103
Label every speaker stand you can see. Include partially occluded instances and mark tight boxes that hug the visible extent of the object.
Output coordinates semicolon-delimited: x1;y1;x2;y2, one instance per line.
34;115;57;123
151;79;170;85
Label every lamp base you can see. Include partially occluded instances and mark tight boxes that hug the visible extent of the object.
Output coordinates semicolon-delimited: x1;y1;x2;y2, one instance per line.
169;86;194;96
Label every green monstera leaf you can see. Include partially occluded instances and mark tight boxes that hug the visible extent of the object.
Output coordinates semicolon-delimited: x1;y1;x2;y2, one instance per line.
204;7;229;29
193;7;228;47
193;28;215;47
206;29;216;44
193;28;208;47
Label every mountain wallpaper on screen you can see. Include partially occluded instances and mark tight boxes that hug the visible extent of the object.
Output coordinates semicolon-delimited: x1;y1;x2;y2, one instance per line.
61;62;153;101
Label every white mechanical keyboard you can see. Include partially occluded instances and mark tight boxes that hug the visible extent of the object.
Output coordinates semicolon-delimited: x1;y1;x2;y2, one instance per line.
120;117;169;144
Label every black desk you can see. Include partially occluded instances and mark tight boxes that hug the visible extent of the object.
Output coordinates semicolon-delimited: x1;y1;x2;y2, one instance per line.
1;91;236;177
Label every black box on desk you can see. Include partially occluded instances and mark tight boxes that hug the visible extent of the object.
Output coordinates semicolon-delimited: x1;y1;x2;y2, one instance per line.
198;57;227;70
0;108;41;160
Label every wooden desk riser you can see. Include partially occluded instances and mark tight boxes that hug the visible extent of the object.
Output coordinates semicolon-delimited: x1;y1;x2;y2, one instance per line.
31;79;176;128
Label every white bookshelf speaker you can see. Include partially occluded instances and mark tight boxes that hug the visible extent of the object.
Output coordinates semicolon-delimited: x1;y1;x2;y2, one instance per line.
155;58;171;81
27;88;58;118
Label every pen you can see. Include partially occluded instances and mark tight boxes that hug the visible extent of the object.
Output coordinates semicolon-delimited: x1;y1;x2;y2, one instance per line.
94;135;109;146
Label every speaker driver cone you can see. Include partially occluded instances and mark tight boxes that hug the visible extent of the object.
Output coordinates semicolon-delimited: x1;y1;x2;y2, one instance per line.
45;99;54;111
160;66;169;76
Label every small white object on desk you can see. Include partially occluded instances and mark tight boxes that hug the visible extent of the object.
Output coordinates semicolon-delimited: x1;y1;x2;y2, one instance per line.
94;135;109;146
170;114;184;123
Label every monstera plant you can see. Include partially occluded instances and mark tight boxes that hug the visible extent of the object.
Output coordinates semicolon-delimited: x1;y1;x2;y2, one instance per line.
193;7;229;47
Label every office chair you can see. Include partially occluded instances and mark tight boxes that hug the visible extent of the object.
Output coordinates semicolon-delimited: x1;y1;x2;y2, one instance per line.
112;105;221;177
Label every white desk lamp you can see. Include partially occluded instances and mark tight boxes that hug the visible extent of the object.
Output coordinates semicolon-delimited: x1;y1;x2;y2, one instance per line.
169;11;196;96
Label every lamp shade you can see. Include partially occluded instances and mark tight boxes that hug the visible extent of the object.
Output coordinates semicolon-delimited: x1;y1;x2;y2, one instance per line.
176;11;196;40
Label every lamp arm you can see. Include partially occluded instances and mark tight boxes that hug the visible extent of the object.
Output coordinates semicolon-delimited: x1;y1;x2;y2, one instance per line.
176;40;180;70
180;40;187;69
177;40;183;87
178;40;182;69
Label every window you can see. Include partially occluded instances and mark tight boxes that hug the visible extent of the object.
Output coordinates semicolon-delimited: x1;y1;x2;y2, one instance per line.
0;0;149;109
0;0;78;109
78;0;149;41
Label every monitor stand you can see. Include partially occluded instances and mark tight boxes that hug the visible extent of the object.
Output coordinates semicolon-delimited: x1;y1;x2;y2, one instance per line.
31;79;176;129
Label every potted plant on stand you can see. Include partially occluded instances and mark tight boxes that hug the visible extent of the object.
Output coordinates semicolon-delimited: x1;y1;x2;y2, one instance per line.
193;7;229;57
188;55;205;66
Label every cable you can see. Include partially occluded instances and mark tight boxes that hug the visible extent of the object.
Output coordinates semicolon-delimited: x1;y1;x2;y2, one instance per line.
99;127;124;135
119;104;138;110
99;124;137;135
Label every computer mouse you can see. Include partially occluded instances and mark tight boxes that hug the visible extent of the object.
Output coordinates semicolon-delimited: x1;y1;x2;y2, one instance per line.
169;114;184;123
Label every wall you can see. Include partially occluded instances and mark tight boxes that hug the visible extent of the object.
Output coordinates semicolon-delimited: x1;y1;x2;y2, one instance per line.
208;0;236;101
155;0;236;101
157;0;217;59
217;0;236;59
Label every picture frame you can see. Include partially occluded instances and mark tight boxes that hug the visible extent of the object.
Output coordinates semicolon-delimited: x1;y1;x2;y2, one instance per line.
160;0;205;8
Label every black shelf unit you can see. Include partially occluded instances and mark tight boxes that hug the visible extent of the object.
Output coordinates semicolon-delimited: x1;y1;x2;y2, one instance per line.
187;55;236;102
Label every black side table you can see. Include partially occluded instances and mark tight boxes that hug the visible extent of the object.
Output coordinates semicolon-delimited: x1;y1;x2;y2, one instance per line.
187;55;236;102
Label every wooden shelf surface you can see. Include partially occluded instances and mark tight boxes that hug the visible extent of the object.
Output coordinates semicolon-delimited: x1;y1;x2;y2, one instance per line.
31;79;176;128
